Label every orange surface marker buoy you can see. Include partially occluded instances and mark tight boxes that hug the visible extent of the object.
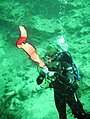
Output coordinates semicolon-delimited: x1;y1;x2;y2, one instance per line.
16;26;45;68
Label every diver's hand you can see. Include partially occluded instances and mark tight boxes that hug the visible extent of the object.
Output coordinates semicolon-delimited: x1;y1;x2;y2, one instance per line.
42;66;55;77
48;71;55;77
42;66;49;74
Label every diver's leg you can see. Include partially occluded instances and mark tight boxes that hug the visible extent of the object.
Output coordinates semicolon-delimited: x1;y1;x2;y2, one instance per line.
67;92;88;119
54;93;67;119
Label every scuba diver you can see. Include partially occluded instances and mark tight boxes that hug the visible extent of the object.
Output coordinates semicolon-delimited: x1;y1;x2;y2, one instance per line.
36;37;90;119
16;26;90;119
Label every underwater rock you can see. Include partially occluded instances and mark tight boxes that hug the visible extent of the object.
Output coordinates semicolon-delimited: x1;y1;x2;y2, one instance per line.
0;91;16;118
17;71;25;77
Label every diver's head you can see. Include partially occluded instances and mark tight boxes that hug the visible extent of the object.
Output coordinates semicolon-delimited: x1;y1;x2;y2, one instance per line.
44;45;58;65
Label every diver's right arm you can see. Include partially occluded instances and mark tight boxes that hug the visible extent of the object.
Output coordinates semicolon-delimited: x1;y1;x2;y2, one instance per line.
36;66;55;85
36;66;48;85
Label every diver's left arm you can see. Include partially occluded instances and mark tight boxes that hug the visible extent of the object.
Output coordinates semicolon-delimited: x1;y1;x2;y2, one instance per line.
54;73;71;84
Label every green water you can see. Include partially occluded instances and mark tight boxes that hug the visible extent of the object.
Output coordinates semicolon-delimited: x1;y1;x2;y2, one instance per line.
0;0;90;119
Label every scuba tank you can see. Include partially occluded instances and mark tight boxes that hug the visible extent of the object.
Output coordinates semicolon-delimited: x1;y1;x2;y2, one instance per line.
73;64;81;81
57;35;81;81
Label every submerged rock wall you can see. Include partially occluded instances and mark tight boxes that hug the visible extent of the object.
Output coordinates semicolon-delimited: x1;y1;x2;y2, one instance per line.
0;0;90;119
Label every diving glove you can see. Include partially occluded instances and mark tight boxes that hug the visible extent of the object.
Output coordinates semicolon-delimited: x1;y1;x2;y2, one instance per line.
42;66;54;77
48;71;55;77
42;66;49;74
